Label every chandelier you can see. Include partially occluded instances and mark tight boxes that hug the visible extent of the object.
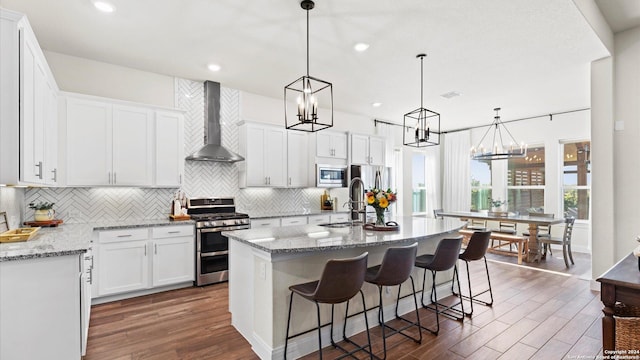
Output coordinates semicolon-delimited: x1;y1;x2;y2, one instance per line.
284;0;333;132
403;54;440;147
471;107;527;160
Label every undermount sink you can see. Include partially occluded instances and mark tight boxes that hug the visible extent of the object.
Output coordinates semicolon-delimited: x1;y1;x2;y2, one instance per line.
318;222;354;228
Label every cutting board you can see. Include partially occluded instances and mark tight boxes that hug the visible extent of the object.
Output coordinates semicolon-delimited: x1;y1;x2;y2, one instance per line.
23;219;64;227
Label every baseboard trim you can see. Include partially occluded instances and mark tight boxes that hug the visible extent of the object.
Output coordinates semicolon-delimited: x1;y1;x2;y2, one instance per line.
91;282;193;305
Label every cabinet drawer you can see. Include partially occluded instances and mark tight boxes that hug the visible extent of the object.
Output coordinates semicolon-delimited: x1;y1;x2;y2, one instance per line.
308;215;331;224
151;225;194;239
98;228;148;243
251;218;280;228
281;216;308;226
330;214;349;223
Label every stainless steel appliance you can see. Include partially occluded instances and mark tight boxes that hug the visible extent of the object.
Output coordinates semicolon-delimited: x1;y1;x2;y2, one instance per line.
188;197;250;286
316;164;348;187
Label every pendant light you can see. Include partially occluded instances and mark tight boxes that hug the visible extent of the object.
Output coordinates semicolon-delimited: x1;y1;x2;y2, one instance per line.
284;0;333;132
403;54;440;147
471;107;527;160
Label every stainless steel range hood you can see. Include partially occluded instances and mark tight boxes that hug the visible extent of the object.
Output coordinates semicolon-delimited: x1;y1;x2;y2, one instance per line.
185;81;244;162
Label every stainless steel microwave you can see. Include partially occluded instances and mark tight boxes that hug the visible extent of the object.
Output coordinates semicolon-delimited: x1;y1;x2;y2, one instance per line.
316;165;348;187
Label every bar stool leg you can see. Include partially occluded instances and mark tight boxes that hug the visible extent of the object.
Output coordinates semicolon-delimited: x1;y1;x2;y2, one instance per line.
284;292;293;360
316;301;324;360
339;291;374;359
452;257;494;317
392;276;423;344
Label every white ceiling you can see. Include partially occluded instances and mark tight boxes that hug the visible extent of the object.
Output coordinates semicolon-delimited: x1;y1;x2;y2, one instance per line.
595;0;640;33
0;0;613;131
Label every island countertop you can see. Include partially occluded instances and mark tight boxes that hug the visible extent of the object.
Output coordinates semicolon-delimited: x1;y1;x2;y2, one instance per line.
223;216;466;254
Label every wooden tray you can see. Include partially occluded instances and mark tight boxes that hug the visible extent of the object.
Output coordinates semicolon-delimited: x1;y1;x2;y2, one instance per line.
0;227;40;243
170;214;191;221
363;221;400;231
23;219;64;227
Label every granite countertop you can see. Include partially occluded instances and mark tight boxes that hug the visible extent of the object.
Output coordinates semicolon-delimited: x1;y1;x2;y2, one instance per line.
0;223;93;262
223;216;465;254
0;219;195;262
247;209;350;219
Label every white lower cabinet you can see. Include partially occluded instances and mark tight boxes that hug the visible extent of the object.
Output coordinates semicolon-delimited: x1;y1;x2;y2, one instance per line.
308;214;331;224
251;218;281;228
94;225;194;298
281;216;308;226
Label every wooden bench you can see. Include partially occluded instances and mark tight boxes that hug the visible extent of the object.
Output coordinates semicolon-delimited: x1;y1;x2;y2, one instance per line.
459;229;528;264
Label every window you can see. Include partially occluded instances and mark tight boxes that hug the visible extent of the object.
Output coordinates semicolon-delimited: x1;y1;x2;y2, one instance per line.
562;141;590;220
412;154;426;213
507;146;545;214
470;159;492;210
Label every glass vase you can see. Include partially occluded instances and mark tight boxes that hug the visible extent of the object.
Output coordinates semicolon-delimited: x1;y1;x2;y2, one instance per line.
375;208;386;226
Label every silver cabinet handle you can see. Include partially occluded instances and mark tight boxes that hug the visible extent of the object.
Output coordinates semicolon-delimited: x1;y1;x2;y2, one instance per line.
288;177;291;186
108;172;111;184
265;177;268;185
154;244;157;254
168;231;180;234
35;161;43;179
114;172;117;184
51;168;57;182
144;246;147;256
179;174;182;184
117;234;132;238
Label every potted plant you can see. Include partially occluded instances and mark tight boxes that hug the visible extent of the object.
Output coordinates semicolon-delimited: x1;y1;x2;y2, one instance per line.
29;201;56;221
489;198;507;212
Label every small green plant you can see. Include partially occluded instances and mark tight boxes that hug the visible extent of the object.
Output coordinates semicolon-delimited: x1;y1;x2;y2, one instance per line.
488;198;506;208
28;201;55;210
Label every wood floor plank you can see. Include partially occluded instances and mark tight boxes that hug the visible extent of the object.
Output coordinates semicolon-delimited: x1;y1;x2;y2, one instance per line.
448;320;510;357
520;315;570;349
529;339;572;360
484;318;540;353
497;342;538;360
565;334;602;359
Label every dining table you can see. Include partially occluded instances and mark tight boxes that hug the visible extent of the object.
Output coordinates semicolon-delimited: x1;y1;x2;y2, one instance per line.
438;210;565;262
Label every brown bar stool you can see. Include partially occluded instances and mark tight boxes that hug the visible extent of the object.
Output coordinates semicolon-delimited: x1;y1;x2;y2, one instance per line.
452;231;493;316
364;243;421;359
284;252;373;360
414;237;464;335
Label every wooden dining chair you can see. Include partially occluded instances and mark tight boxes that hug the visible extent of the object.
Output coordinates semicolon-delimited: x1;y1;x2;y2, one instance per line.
539;217;576;268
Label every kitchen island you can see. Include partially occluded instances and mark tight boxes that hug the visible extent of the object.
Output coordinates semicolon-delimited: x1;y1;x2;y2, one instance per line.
224;216;465;359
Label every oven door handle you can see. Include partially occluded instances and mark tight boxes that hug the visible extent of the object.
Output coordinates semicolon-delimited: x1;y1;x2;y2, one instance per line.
201;250;229;257
199;226;249;233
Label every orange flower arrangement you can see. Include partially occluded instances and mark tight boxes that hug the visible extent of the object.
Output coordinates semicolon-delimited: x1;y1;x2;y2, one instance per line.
366;188;397;225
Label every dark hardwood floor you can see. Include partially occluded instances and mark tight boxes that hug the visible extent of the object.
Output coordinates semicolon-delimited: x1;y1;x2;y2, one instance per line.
85;252;601;360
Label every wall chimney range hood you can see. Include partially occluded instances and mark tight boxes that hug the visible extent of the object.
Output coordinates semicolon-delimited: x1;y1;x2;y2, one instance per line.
185;81;244;162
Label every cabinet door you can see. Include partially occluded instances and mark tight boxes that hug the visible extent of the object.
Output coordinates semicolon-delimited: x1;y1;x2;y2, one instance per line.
43;80;58;185
287;131;308;187
152;237;194;287
316;132;333;157
155;111;184;187
351;134;369;165
66;98;112;186
331;132;348;159
97;241;149;296
368;137;386;166
112;105;152;185
19;32;44;184
264;127;287;187
245;125;267;186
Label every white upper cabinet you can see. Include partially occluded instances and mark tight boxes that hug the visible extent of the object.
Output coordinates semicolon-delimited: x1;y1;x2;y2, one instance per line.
238;122;287;188
287;131;310;187
316;131;347;159
111;105;153;186
155;111;184;187
350;133;386;166
62;93;183;187
65;97;113;186
0;10;59;185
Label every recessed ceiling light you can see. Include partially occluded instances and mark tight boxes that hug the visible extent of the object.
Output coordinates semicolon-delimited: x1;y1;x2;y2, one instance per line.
371;102;382;107
207;63;221;72
440;91;461;99
92;0;116;13
354;43;370;52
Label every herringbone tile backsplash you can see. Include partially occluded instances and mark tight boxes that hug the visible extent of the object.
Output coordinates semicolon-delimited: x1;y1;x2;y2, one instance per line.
25;79;324;223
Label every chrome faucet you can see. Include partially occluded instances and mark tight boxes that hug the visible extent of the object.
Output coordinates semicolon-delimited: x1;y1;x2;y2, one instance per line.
344;177;368;224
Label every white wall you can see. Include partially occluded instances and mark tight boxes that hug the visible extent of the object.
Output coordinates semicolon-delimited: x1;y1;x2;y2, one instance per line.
612;26;640;259
43;51;175;108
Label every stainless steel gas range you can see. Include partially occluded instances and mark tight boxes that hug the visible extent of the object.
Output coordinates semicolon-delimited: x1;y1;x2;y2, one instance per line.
187;198;250;286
